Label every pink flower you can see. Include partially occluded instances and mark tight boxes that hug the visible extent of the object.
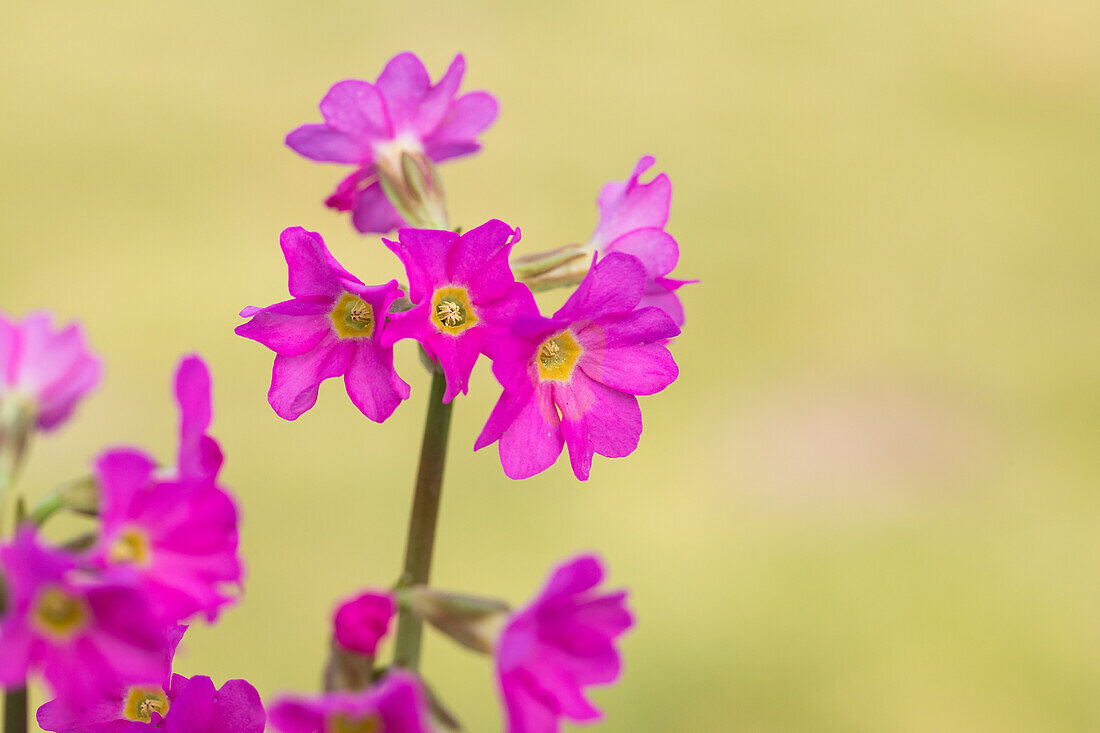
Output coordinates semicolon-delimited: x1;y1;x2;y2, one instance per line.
236;227;410;422
37;625;186;732
287;52;499;233
88;356;242;624
0;311;101;431
90;448;242;624
383;220;535;403
0;527;167;705
333;591;396;656
476;253;680;480
270;671;430;733
586;156;694;326
495;555;633;733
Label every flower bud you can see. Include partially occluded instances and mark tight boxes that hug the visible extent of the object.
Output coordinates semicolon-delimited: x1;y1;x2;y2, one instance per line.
0;394;36;486
378;152;448;230
401;586;509;655
511;245;592;292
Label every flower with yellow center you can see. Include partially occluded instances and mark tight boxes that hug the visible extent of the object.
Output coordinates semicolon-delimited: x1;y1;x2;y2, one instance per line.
123;686;170;722
30;585;90;641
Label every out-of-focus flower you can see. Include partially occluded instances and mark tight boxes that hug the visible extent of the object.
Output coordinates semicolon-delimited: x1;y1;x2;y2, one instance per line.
476;253;680;480
0;527;167;705
236;227;410;422
91;448;241;624
514;156;694;326
495;555;633;733
0;311;100;441
287;52;498;234
383;220;535;403
37;625;186;732
270;671;431;733
333;591;395;656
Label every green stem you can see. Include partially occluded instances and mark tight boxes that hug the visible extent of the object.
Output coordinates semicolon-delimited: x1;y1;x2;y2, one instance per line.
392;370;454;670
4;686;27;733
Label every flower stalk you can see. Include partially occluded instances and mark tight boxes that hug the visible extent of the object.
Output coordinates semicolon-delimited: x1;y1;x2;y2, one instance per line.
4;686;27;733
392;370;454;670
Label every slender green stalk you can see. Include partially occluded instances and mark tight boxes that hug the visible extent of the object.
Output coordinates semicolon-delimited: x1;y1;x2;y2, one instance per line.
3;686;27;733
392;370;454;670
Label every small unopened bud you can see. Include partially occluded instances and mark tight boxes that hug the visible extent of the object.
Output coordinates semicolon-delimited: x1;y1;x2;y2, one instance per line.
378;152;448;230
512;246;594;292
402;586;510;655
323;638;375;692
0;394;37;485
57;475;100;516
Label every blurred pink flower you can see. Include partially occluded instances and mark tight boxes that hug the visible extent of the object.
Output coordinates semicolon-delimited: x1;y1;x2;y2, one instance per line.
333;591;395;656
0;310;101;431
287;52;498;233
270;671;430;733
495;554;633;733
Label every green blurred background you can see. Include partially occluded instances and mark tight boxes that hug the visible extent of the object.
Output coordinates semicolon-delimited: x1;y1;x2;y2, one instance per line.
2;0;1099;730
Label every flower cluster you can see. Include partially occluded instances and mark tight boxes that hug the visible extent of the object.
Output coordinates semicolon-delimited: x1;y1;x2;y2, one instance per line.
2;49;692;733
0;324;260;731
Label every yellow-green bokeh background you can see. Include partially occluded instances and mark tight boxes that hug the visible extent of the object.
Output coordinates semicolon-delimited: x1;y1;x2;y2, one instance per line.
3;1;1099;730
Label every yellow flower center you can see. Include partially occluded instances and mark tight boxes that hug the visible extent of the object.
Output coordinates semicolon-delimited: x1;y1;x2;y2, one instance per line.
431;286;478;335
123;686;170;722
327;713;383;733
31;585;89;641
330;293;375;339
536;331;583;381
108;528;151;566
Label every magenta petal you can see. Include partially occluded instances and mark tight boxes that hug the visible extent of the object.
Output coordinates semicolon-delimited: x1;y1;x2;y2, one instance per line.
285;124;365;163
592;156;671;246
580;340;678;396
280;228;345;299
475;376;534;452
375;52;431;130
333;591;396;656
234;300;332;357
267;335;352;420
578;307;680;350
498;382;563;480
351;180;405;234
95;448;157;526
425;91;499;161
343;341;410;423
209;679;266;733
447;219;520;302
320;79;389;139
415;54;466;134
429;326;487;403
579;380;642;459
601;228;678;279
383;229;458;303
553;378;596;481
163;675;216;732
554;253;646;323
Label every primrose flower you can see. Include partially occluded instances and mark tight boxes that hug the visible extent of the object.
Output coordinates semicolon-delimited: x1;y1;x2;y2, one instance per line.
287;52;498;234
37;625;186;732
0;527;167;705
0;310;101;432
333;591;396;656
495;554;633;733
91;447;242;624
236;227;410;422
270;671;430;733
476;253;680;480
383;219;535;403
